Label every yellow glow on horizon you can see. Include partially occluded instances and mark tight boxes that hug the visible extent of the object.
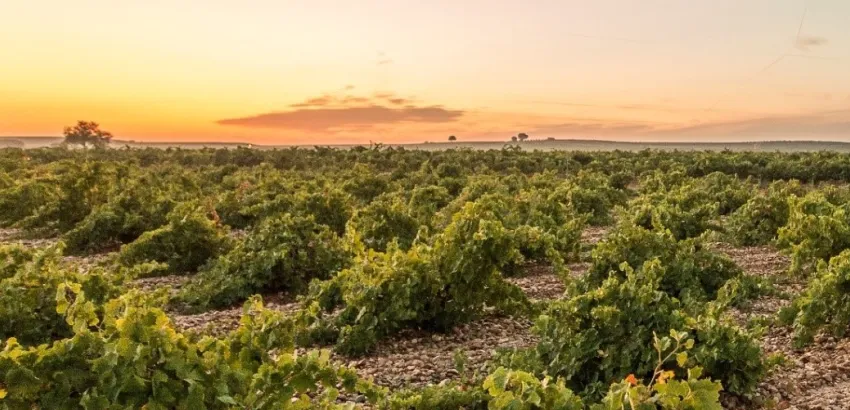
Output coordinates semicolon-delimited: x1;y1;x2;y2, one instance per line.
2;0;849;143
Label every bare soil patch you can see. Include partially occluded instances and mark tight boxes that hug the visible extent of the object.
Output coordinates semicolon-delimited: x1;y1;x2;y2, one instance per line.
342;315;535;389
708;243;850;410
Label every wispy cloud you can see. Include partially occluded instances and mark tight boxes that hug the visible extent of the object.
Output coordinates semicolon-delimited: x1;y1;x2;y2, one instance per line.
794;35;828;52
217;90;462;132
520;110;850;140
530;121;653;136
376;51;393;66
656;110;850;138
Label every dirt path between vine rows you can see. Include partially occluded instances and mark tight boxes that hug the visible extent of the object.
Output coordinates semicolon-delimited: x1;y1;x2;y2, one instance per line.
711;243;850;410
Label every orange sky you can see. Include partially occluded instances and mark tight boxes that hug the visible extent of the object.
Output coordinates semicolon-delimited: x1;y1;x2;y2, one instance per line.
1;0;849;144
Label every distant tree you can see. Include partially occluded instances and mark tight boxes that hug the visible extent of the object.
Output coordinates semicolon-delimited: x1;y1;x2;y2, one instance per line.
511;136;518;142
64;121;112;148
517;132;529;142
448;135;457;141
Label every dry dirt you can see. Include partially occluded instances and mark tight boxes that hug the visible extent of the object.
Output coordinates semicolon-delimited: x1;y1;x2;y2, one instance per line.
710;242;850;410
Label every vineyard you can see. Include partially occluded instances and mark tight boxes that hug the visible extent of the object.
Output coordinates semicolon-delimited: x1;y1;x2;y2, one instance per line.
2;146;850;409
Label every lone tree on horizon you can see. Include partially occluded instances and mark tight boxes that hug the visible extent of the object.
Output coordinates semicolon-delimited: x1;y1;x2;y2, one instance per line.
517;132;529;142
448;135;457;141
63;121;113;148
511;136;518;142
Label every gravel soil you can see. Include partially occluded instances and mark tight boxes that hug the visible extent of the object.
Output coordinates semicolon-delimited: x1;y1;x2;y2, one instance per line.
580;225;609;245
710;242;850;410
342;316;536;389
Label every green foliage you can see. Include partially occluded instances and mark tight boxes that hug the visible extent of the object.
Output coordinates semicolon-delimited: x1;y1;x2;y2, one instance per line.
0;180;56;227
727;180;804;246
179;213;349;309
118;201;232;275
0;244;122;345
407;185;453;227
349;194;420;252
777;191;850;274
592;331;722;410
381;384;489;410
0;291;382;409
693;172;754;216
503;260;761;398
588;224;741;302
687;313;765;396
291;188;353;236
5;145;846;408
780;250;850;347
19;161;120;233
487;332;723;410
299;201;533;356
342;164;392;203
551;171;627;226
623;196;717;241
594;368;721;410
527;260;688;398
0;244;34;280
61;176;178;254
484;368;584;410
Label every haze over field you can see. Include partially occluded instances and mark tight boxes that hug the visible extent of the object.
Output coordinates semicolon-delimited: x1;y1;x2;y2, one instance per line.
2;0;849;144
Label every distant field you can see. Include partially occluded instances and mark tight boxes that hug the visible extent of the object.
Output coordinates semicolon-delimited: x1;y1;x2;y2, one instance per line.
393;139;850;152
5;136;850;152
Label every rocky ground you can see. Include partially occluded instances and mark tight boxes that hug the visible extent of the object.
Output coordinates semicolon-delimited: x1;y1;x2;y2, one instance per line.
342;316;536;389
710;243;850;410
5;225;850;409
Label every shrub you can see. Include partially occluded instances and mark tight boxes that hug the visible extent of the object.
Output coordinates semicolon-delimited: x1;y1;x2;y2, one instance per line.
298;202;533;356
179;214;349;310
600;342;723;410
407;185;452;227
528;260;688;398
348;194;420;252
342;164;392;203
726;181;803;246
0;244;123;345
0;291;381;409
61;177;176;254
780;250;850;347
118;202;232;275
382;384;488;410
0;180;56;227
19;161;120;233
588;224;741;303
695;172;754;215
777;191;850;274
623;194;718;241
550;172;626;226
484;368;584;410
0;244;34;280
503;260;762;399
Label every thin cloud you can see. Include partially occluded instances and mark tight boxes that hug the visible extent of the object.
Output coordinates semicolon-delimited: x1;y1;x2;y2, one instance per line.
376;51;393;66
218;92;463;131
373;93;413;106
530;121;654;136
290;95;335;108
795;35;828;51
288;92;408;108
656;110;850;138
523;110;850;140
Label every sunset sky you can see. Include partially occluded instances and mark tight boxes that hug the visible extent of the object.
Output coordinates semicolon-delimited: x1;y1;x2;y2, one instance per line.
1;0;849;144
